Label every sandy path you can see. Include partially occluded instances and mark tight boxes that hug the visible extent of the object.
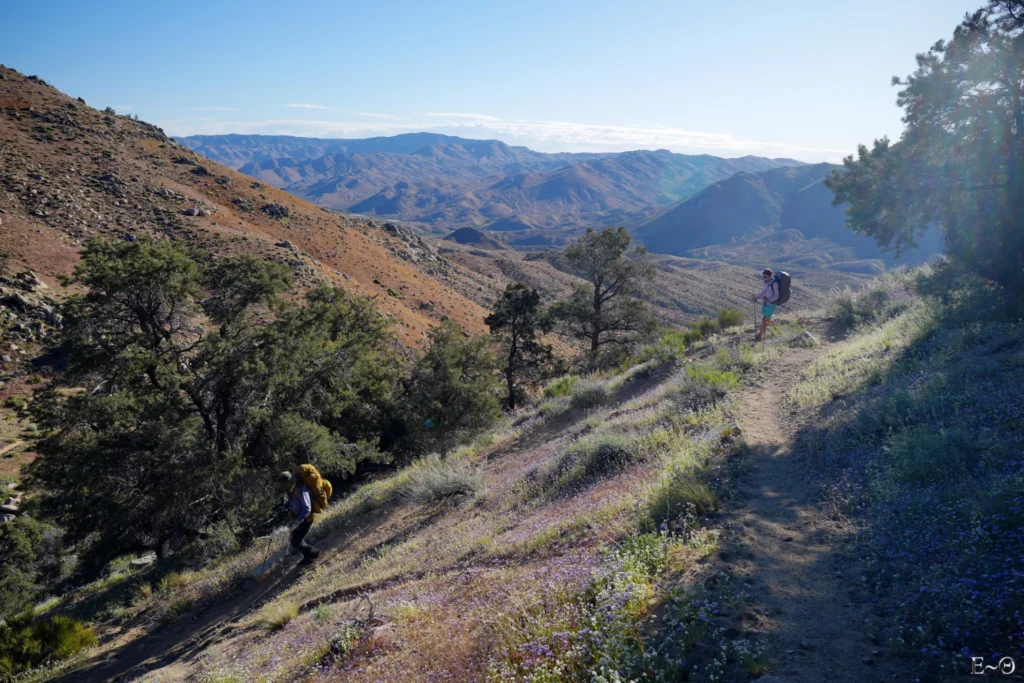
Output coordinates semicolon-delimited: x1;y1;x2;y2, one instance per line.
718;339;912;682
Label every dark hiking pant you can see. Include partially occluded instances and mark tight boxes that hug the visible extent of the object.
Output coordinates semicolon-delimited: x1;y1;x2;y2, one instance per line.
290;518;317;560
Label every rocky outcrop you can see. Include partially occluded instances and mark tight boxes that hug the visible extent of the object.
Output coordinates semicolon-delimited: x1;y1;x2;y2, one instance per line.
0;271;62;351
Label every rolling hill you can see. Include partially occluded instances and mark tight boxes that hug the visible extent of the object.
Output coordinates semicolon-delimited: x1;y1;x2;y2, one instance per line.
634;163;942;273
179;133;802;231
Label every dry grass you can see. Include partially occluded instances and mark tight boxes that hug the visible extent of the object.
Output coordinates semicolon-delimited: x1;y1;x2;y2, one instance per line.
260;601;299;631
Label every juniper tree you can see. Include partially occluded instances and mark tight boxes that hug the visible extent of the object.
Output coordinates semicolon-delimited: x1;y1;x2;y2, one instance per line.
485;283;553;410
551;227;657;364
403;320;500;456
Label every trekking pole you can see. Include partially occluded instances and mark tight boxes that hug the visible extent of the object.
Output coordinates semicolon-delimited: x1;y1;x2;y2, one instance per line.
256;532;275;582
255;503;286;582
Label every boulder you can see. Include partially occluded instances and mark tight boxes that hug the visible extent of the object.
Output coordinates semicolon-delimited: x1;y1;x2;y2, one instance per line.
1;514;15;523
262;203;290;219
0;503;19;515
130;553;157;568
181;207;201;217
2;292;34;312
17;271;46;292
790;330;820;348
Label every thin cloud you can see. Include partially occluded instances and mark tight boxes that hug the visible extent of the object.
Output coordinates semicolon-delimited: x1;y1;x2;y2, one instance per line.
357;112;409;121
285;104;334;110
424;112;501;122
191;106;236;111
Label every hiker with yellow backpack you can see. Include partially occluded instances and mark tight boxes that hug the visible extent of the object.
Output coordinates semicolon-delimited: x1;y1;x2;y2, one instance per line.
275;464;333;566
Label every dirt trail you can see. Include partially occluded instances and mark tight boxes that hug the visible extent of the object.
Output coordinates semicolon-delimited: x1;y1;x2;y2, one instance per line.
720;337;910;682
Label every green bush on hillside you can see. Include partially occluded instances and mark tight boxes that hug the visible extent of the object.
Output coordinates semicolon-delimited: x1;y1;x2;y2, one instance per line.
569;378;609;409
648;470;719;529
831;278;913;333
544;433;638;494
685;364;739;392
717;308;744;329
0;611;95;680
543;374;580;398
399;454;484;506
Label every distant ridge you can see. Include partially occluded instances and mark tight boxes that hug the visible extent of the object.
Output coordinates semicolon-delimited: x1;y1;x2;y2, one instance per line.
178;133;804;231
634;164;942;270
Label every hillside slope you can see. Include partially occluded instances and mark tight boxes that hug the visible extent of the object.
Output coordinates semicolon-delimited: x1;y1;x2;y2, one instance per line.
179;133;802;231
40;320;801;682
0;65;491;348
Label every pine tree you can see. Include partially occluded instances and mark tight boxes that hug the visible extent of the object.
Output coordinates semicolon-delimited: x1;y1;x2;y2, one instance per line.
485;283;553;410
551;227;657;364
825;1;1024;296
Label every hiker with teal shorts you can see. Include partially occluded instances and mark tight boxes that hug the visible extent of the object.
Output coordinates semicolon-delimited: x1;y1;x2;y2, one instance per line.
753;268;779;341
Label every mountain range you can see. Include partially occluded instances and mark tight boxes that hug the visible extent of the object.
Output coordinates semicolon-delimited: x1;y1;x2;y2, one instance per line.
180;132;941;273
178;133;803;234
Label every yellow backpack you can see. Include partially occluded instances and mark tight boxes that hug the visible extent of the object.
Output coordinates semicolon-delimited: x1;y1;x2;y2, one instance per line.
294;464;333;514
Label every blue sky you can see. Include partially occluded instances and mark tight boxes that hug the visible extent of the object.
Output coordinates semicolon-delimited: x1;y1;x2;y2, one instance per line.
6;0;979;162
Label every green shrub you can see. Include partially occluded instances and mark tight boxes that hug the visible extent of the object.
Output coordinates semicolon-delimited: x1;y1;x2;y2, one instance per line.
404;320;501;456
569;378;609;409
881;426;978;486
0;611;96;678
547;434;638;493
399;454;483;506
657;330;688;359
543;374;580;398
3;396;25;410
534;401;561;418
713;347;754;372
161;598;194;623
695;317;720;338
831;281;913;333
0;518;43;619
685;365;739;391
717;308;745;329
648;472;719;527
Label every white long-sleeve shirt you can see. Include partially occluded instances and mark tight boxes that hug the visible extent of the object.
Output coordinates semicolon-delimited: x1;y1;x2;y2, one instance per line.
757;280;779;303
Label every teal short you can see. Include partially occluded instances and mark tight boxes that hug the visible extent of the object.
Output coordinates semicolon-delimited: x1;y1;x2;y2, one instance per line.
761;303;777;318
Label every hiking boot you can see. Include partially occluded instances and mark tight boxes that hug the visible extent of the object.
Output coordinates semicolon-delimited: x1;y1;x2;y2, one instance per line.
298;548;321;566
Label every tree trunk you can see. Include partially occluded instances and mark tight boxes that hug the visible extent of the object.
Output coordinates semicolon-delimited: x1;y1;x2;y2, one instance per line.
506;367;516;411
506;331;518;410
